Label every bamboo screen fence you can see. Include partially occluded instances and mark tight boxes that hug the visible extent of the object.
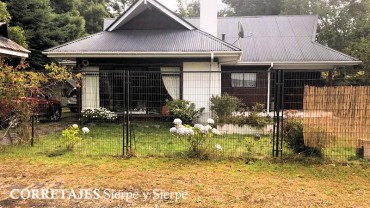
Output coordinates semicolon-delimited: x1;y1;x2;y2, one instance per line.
303;86;370;148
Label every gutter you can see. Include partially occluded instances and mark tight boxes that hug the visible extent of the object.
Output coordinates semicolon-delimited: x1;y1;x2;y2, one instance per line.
0;47;29;58
43;51;242;58
234;61;362;66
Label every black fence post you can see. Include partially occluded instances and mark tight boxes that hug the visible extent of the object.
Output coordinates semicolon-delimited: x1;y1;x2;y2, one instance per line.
273;70;284;157
122;70;132;156
122;70;126;156
126;71;130;155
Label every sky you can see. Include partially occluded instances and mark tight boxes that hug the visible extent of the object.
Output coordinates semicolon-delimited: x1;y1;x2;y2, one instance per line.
157;0;226;11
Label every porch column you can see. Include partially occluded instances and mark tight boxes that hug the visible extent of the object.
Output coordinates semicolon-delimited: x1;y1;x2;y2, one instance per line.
82;66;100;110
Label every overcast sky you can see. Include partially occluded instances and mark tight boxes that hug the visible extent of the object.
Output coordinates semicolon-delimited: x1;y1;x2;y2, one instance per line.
157;0;226;11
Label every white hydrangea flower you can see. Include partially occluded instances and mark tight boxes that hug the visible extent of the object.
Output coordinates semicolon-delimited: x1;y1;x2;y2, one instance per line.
82;127;90;134
207;118;215;125
215;144;222;151
194;124;203;130
72;124;79;129
173;118;183;125
200;126;208;134
177;128;186;136
211;128;221;135
170;127;177;134
205;125;212;131
185;128;195;136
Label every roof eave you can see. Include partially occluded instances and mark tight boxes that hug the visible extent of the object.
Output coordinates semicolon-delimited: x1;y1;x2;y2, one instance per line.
234;61;362;70
0;47;29;58
43;51;242;59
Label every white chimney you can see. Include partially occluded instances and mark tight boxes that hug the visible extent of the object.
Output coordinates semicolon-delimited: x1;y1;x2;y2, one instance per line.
200;0;218;37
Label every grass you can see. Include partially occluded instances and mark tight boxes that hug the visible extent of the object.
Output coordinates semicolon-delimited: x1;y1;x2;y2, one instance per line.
1;121;274;159
1;113;369;207
0;110;362;161
0;154;369;207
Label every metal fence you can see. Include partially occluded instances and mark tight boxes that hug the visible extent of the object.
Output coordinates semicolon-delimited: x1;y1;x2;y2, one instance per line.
1;69;369;162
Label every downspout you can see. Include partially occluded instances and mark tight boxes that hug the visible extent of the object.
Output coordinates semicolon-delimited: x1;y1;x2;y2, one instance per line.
267;62;274;113
210;52;214;119
210;52;214;97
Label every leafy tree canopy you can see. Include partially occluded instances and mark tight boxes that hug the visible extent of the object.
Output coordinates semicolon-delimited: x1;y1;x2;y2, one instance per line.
0;2;28;48
222;0;281;16
0;2;11;23
176;0;200;17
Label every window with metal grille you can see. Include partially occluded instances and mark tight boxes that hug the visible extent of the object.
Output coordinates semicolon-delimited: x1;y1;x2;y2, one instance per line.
231;73;257;87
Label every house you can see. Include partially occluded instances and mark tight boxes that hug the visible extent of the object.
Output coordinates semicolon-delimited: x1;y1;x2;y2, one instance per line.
0;22;29;58
43;0;360;118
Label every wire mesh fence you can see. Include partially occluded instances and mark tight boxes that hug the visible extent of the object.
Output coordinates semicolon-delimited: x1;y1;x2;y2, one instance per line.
1;69;369;162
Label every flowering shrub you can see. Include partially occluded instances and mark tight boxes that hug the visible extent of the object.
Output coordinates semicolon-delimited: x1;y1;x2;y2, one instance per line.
81;107;117;122
61;124;89;151
170;118;221;157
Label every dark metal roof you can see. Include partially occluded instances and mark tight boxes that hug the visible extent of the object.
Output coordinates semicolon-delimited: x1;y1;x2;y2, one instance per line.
45;30;241;53
186;16;359;63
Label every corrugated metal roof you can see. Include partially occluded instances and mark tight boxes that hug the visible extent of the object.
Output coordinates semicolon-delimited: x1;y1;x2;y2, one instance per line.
0;36;30;54
45;30;241;53
186;16;359;62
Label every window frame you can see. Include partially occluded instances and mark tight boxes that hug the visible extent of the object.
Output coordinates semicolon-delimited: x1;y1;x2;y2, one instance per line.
231;73;257;88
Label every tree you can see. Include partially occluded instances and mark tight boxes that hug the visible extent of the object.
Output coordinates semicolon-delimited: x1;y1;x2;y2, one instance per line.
8;26;28;48
105;0;136;17
0;2;28;48
0;2;11;23
77;1;109;34
5;0;86;69
176;0;200;17
281;0;311;15
222;0;281;16
0;61;72;142
50;0;79;14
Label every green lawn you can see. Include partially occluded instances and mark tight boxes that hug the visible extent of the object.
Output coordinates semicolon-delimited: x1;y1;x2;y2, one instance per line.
1;122;273;158
1;120;360;162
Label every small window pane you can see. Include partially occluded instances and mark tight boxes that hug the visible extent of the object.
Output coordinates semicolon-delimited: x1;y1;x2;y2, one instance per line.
231;73;257;88
231;73;244;87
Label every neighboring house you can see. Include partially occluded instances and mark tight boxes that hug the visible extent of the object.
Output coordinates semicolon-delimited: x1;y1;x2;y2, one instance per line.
43;0;360;117
0;22;29;58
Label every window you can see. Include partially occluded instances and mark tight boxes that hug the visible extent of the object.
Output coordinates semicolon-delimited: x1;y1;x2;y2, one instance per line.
231;73;257;87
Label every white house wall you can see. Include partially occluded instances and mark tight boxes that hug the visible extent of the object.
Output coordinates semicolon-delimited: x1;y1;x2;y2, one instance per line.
183;62;221;121
82;66;100;110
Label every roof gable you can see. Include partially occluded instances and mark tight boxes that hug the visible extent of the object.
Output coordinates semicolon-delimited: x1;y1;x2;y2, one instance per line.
106;0;195;31
118;7;187;30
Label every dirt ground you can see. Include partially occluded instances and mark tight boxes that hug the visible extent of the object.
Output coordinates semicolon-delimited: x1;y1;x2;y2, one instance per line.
0;156;369;208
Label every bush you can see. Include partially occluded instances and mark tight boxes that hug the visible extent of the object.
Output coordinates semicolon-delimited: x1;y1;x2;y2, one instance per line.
61;124;82;151
283;119;322;157
230;103;273;129
210;93;241;124
166;100;204;124
61;124;90;151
